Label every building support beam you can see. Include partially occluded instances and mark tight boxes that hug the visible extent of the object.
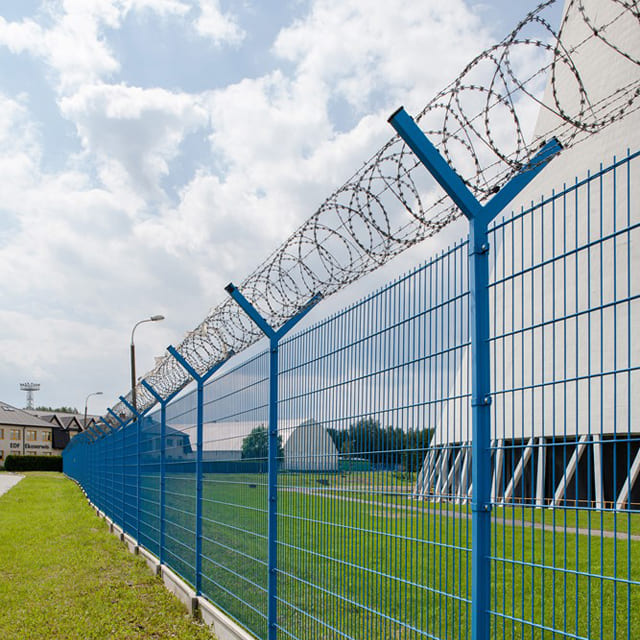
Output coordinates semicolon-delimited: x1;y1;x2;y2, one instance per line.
616;445;640;510
491;440;504;504
503;438;534;503
536;437;546;507
593;437;604;510
552;435;589;507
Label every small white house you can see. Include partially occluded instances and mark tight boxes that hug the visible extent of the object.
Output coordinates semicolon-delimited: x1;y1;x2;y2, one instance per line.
283;420;339;472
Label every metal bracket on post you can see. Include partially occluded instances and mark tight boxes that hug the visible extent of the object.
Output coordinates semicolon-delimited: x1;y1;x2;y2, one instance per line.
388;106;560;640
166;346;234;596
93;420;108;437
99;417;114;432
107;408;127;429
225;282;321;640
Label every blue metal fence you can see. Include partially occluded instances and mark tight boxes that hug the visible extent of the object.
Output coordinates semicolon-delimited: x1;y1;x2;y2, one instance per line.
64;148;639;639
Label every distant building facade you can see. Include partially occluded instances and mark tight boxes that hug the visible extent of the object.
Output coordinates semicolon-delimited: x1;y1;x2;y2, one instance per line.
0;402;56;462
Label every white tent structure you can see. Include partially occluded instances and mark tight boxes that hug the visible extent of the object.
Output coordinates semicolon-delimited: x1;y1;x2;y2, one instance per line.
283;420;339;472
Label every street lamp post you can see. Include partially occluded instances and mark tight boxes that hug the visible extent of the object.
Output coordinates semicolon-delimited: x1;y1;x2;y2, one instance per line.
84;391;103;429
130;315;165;413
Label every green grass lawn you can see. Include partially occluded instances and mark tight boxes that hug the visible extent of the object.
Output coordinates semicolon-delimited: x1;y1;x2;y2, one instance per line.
154;471;639;640
0;472;214;640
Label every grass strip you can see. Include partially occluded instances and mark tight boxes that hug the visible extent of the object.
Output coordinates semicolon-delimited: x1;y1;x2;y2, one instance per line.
0;472;214;640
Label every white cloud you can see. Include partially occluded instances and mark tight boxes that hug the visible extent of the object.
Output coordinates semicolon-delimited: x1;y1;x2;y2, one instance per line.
274;0;490;113
0;16;47;56
0;0;505;413
60;83;210;202
0;0;191;93
195;0;245;47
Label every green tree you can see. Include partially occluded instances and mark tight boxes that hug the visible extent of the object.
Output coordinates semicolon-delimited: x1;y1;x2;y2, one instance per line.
35;405;79;414
241;425;284;460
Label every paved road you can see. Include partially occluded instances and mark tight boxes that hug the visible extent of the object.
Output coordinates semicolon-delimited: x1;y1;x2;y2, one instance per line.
0;473;24;498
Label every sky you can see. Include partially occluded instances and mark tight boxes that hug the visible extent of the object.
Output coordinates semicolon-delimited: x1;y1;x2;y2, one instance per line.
0;0;560;416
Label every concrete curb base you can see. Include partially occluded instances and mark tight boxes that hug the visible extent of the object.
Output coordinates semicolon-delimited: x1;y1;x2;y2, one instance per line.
161;565;198;616
139;546;161;576
123;533;139;555
198;597;256;640
66;476;256;640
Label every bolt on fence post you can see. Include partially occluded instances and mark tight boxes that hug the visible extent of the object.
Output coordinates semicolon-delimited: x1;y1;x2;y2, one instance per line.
226;283;321;640
388;106;560;640
167;346;233;596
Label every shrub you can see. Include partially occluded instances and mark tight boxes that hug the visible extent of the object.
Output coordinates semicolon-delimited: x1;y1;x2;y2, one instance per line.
3;455;63;472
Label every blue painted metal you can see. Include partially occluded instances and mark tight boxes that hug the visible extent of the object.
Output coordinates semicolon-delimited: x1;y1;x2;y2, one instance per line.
226;282;321;640
166;346;234;596
61;150;640;640
388;106;560;640
107;407;126;428
141;379;167;565
120;395;146;547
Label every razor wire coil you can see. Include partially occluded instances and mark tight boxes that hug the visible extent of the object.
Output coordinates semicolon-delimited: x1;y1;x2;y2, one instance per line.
111;0;640;423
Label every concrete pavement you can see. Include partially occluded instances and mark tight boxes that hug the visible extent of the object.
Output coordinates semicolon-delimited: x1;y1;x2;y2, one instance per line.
0;473;24;498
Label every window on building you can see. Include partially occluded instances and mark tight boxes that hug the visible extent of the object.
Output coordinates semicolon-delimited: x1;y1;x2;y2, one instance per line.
0;428;4;439
10;429;20;441
42;431;51;442
26;430;37;442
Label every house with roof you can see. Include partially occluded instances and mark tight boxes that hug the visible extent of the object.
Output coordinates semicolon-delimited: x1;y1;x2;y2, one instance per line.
27;411;85;452
0;402;57;463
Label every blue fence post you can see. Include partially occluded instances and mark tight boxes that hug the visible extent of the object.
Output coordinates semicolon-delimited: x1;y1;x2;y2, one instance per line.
99;418;113;516
120;395;148;547
388;107;560;640
225;283;321;640
141;380;168;565
107;408;128;530
166;347;234;596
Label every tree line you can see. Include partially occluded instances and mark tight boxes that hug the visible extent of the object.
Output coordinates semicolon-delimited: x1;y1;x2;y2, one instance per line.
241;418;432;472
327;418;433;471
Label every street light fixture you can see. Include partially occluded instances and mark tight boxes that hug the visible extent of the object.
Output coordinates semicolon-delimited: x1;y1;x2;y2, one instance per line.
130;315;165;413
83;391;103;429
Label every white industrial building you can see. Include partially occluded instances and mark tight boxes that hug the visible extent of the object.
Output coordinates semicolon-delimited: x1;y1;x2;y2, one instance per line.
415;0;640;510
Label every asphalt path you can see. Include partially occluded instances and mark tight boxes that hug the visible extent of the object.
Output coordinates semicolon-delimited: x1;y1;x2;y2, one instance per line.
0;473;24;498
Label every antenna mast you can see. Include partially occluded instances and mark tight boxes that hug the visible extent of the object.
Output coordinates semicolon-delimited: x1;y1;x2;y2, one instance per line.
20;382;40;410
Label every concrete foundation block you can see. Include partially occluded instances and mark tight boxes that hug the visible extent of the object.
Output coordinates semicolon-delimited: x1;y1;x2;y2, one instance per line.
110;523;124;541
161;565;197;616
198;596;256;640
123;533;139;555
138;547;161;576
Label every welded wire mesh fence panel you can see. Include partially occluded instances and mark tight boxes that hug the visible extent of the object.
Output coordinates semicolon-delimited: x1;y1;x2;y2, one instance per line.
139;415;162;557
163;394;198;587
62;151;639;640
487;151;640;639
123;420;137;538
276;242;471;640
110;426;124;531
199;351;270;639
